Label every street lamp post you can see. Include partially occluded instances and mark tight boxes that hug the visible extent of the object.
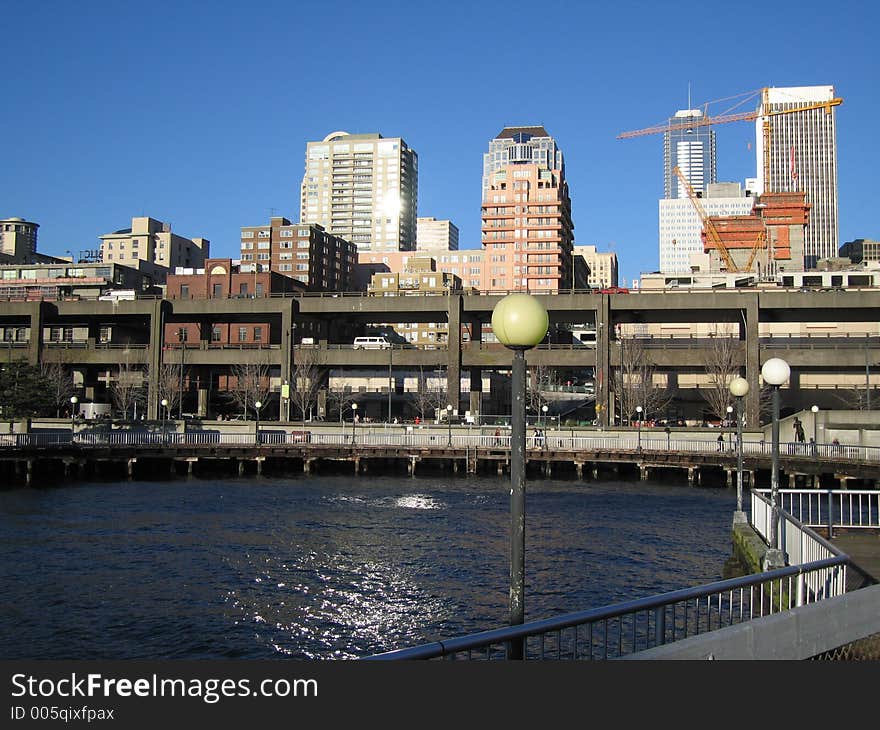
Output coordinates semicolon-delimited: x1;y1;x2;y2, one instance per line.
69;395;78;440
161;398;168;446
635;405;643;451
351;403;358;445
541;404;548;427
761;358;790;569
729;377;749;525
811;405;819;456
491;293;549;660
254;400;262;445
726;405;734;451
446;404;453;447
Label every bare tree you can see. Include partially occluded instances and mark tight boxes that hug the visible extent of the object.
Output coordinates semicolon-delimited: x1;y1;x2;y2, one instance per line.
409;366;447;422
612;334;672;425
834;386;874;411
527;364;554;416
156;362;183;417
327;381;357;424
290;345;326;425
700;329;741;422
110;357;147;419
226;361;270;419
40;360;74;417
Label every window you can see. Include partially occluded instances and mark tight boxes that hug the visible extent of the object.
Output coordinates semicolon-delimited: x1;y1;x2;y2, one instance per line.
180;284;189;298
254;327;262;342
211;326;221;342
239;283;248;296
255;283;263;297
177;327;188;343
238;327;247;342
213;283;223;298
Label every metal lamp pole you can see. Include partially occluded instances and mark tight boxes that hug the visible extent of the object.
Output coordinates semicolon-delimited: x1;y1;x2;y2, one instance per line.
446;404;453;447
761;358;789;570
161;398;168;446
254;400;262;445
635;406;643;451
70;395;78;441
729;377;749;525
726;405;734;450
351;403;358;445
491;293;548;660
811;405;819;456
541;404;548;428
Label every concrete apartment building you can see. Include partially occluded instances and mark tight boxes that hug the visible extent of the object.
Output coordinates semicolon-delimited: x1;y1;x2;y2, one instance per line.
572;245;618;289
99;216;209;282
755;85;840;268
839;239;880;265
480;126;575;293
240;216;358;292
0;217;39;261
299;131;418;252
416;217;459;251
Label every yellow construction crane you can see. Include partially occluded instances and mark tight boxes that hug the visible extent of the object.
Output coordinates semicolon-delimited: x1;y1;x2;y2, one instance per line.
619;88;842;193
672;165;738;273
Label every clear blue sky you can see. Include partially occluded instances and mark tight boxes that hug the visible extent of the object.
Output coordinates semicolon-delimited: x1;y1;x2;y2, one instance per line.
3;0;877;286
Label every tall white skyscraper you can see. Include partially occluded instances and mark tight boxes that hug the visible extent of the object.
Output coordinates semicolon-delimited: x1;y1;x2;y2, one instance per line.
664;110;716;198
755;85;839;268
300;131;418;252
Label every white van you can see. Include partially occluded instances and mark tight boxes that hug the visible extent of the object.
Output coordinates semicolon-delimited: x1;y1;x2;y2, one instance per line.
353;336;391;350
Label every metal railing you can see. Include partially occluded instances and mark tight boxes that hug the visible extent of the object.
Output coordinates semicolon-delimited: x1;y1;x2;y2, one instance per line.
756;488;880;533
2;431;880;464
368;555;847;660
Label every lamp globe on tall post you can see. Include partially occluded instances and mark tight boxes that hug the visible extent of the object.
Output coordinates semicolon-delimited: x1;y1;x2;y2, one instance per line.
351;403;358;445
726;405;734;450
491;293;548;660
635;405;643;451
254;400;262;445
161;398;169;445
761;357;790;570
729;376;749;525
446;404;453;447
69;395;78;439
541;404;548;427
811;405;819;456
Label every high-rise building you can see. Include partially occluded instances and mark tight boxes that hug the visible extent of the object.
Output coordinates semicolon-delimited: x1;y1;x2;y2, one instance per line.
416;217;459;251
664;110;716;198
572;245;618;289
659;183;756;273
299;131;418;252
755;85;839;268
482;126;564;200
99;216;209;281
481;125;574;292
240;217;358;292
0;217;39;261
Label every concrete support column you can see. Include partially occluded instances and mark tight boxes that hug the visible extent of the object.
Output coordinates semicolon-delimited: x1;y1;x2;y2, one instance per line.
303;458;313;475
147;300;167;420
596;297;611;428
748;470;756;489
127;458;136;480
688;466;696;487
592;464;599;480
575;462;583;480
409;456;417;477
726;469;733;488
26;459;33;488
27;302;44;367
198;387;208;418
640;464;649;482
187;457;196;478
469;367;483;421
280;304;294;421
497;461;504;477
743;298;760;430
238;460;245;477
353;457;360;476
446;294;462;412
256;457;263;476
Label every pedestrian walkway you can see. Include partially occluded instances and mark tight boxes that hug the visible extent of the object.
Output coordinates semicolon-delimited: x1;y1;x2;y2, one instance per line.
830;531;880;590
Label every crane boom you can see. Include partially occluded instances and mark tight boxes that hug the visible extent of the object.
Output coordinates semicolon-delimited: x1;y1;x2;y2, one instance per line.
617;93;842;140
672;166;738;273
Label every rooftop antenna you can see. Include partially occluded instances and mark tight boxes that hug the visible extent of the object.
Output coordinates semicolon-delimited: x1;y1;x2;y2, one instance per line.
688;82;691;110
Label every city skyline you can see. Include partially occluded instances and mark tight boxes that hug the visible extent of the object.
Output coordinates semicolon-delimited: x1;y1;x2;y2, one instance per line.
2;1;877;288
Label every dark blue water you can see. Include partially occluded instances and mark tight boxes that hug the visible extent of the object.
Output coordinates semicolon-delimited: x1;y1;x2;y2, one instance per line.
0;475;736;659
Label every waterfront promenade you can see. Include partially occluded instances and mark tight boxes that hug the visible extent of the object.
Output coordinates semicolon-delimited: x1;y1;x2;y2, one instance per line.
2;421;880;490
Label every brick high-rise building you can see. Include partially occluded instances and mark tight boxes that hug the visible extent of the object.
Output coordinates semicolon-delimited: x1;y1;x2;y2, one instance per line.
240;216;358;292
480;126;574;292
